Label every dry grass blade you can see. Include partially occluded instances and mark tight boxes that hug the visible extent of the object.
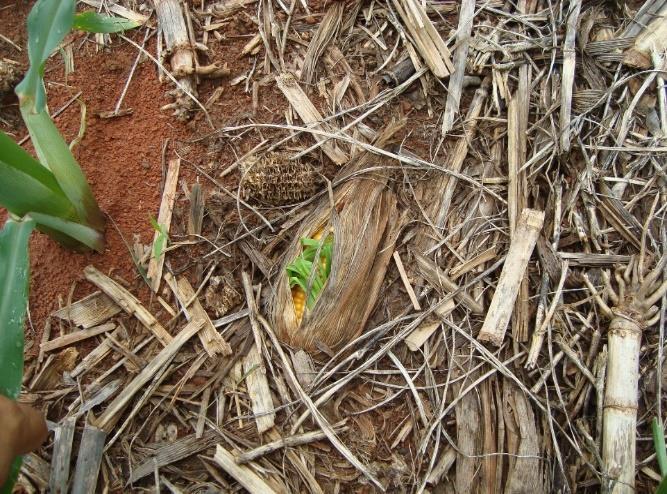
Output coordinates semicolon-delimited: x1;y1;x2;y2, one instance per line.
301;2;344;85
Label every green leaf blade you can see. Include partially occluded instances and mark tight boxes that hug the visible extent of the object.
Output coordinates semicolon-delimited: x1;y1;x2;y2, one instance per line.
653;417;667;478
0;217;34;494
0;131;74;219
21;108;105;232
14;0;76;113
73;11;141;33
149;216;167;260
0;217;34;398
657;475;667;494
29;212;104;252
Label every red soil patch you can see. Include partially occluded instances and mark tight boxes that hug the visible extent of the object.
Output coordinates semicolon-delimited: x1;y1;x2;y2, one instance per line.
27;41;191;338
0;4;192;341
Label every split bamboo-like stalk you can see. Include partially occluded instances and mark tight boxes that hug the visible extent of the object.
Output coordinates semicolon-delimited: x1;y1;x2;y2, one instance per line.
48;417;76;494
559;0;581;152
441;0;475;134
391;0;453;78
147;158;180;293
243;345;276;434
154;0;198;118
51;291;120;328
478;209;544;346
584;257;667;492
84;266;173;346
601;316;641;494
213;445;279;494
70;425;106;494
272;123;403;352
301;2;344;85
508;67;531;344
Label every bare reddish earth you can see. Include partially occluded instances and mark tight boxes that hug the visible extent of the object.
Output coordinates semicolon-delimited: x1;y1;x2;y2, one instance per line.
0;3;191;341
26;41;192;338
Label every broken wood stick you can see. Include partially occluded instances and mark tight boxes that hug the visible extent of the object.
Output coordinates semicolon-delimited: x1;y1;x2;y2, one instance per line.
94;319;204;431
48;417;76;494
478;209;545;346
69;326;125;379
393;251;421;311
84;266;173;346
236;421;348;463
154;2;192;76
147;158;180;292
213;445;279;494
449;247;497;280
70;425;106;494
391;0;453;78
243;345;276;434
276;72;348;165
167;274;232;356
40;323;115;353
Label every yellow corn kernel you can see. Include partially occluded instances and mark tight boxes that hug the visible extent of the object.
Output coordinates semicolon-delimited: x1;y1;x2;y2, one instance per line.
292;286;306;325
290;226;330;325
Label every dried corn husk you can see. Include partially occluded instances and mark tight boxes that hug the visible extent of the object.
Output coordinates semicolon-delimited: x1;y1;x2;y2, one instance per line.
272;123;403;352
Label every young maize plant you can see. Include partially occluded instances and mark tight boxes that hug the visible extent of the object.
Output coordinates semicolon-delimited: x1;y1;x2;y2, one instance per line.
583;256;667;494
0;217;34;494
0;1;138;492
286;229;333;325
0;0;139;252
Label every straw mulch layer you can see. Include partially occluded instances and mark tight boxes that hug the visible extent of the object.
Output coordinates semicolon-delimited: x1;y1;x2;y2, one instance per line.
15;0;667;492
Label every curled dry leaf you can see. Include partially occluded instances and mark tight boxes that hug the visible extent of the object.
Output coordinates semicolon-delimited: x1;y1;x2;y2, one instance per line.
271;122;404;353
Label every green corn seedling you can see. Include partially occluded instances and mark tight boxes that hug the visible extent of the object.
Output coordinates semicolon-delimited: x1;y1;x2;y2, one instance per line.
0;217;34;494
0;0;139;252
286;234;333;310
0;1;139;492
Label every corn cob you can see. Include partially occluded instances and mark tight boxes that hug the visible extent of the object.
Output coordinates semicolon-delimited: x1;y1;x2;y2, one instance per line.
240;153;320;206
290;228;331;325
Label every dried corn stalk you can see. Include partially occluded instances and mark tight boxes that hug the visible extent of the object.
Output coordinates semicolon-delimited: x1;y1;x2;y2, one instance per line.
272;124;403;352
623;0;667;69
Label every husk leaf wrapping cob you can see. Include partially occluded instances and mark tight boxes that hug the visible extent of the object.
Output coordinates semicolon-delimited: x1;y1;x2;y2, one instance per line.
273;122;403;352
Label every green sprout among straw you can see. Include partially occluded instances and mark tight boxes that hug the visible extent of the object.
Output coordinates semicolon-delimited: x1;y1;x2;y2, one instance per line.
286;232;333;322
